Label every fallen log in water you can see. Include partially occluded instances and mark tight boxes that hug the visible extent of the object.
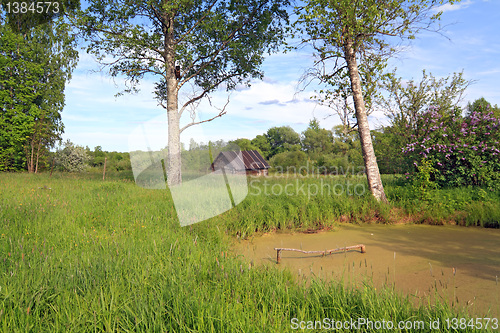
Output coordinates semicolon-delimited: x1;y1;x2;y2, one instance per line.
274;244;365;264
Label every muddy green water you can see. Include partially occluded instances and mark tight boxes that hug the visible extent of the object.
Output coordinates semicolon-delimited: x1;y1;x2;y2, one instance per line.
233;224;500;317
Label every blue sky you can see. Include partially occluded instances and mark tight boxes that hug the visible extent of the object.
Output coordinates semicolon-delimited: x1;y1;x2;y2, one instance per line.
62;0;500;152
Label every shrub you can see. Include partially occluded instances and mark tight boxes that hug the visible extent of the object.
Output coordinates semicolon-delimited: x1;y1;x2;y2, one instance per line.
270;150;309;174
403;106;500;189
54;140;90;172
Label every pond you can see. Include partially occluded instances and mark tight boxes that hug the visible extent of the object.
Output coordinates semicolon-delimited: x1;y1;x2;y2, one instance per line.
233;224;500;317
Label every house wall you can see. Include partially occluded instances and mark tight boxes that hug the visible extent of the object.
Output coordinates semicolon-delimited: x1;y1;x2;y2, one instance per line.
246;169;268;176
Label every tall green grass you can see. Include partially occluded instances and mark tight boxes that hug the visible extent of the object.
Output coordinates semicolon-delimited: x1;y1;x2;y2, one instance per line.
211;174;499;237
0;173;496;332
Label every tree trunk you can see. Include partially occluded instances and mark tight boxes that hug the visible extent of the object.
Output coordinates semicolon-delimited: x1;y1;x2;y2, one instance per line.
28;139;35;173
165;15;182;186
35;142;41;173
344;39;388;203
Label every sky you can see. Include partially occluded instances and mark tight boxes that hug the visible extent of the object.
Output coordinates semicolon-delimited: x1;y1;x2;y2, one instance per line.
62;0;500;153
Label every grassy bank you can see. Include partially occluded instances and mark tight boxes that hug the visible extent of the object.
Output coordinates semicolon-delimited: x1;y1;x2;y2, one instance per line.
214;174;500;237
0;172;497;331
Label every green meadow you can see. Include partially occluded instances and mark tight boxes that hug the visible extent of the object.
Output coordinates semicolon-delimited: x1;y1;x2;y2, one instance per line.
0;172;499;332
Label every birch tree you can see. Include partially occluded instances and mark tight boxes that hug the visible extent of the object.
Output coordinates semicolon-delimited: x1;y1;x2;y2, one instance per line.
73;0;289;185
294;0;459;202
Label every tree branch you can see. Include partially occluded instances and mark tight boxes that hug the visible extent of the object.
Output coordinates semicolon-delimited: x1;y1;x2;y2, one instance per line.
179;97;230;134
179;73;240;117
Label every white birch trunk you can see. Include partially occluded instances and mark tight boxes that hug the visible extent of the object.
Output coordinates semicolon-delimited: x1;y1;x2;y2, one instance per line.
165;15;182;186
344;39;388;203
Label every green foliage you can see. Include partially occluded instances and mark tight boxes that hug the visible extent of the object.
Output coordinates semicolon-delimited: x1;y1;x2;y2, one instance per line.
301;118;334;159
292;0;456;128
74;0;290;102
246;121;365;176
251;134;272;159
372;129;412;174
1;0;80;34
382;70;470;126
403;103;500;189
0;23;42;171
73;0;290;183
54;140;90;172
229;138;260;154
410;158;438;200
467;96;500;118
269;150;309;173
0;10;78;172
375;70;471;175
266;126;301;158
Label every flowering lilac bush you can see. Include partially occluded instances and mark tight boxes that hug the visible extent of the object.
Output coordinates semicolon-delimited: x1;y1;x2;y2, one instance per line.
403;106;500;188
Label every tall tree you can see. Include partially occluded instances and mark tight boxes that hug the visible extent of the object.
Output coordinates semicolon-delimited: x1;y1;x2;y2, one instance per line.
266;126;301;158
294;0;458;202
301;118;333;159
0;6;78;172
73;0;289;185
26;21;78;173
0;22;42;170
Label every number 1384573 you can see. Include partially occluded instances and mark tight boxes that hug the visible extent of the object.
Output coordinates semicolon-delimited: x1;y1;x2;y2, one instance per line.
5;2;59;14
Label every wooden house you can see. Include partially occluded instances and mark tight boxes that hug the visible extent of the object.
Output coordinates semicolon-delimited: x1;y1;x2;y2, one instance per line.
211;150;270;176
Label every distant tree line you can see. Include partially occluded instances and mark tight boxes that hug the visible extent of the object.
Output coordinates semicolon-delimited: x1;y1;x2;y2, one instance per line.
4;94;499;190
227;93;499;188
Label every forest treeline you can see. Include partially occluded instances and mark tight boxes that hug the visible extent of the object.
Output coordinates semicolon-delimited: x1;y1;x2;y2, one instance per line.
24;93;499;192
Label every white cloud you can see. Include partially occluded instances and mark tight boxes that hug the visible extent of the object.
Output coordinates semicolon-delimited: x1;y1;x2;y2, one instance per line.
434;0;473;13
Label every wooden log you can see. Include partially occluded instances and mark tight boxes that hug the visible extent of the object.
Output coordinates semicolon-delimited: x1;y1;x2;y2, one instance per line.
274;244;366;264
